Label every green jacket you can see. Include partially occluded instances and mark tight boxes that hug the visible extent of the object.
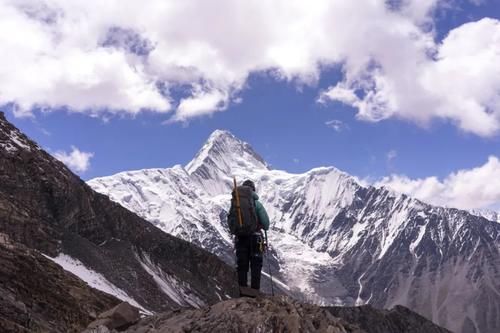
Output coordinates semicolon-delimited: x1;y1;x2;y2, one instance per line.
253;192;270;231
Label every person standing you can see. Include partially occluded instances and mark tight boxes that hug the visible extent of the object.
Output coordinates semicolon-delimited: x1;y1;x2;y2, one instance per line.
228;179;270;293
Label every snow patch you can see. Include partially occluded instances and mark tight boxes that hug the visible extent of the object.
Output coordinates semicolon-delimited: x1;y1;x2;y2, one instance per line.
44;253;150;314
261;271;290;291
410;224;427;256
7;130;31;151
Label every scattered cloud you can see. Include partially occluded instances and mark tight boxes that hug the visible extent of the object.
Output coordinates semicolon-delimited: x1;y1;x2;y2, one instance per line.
168;87;229;123
1;0;499;133
53;146;94;173
386;150;398;162
375;156;500;210
293;158;300;164
325;119;348;132
40;127;51;136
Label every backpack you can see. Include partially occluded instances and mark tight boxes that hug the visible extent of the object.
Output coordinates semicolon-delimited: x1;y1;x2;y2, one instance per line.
227;185;258;236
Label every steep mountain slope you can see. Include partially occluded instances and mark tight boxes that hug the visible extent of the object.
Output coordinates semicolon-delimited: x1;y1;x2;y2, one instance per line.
89;130;500;333
0;112;238;322
326;304;452;333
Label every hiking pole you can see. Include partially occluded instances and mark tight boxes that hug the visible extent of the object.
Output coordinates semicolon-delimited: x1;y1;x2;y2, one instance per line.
233;177;243;298
264;230;275;296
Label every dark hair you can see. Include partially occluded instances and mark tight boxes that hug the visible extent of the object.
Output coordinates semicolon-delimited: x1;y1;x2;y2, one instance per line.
242;180;256;191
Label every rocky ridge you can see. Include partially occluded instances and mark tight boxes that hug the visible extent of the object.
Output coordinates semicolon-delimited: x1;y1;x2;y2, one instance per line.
86;296;451;333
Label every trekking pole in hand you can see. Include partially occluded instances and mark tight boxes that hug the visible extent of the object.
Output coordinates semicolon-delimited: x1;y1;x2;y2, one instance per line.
264;230;275;296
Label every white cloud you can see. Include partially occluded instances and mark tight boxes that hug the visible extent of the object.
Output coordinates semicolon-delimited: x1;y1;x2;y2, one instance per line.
170;87;229;123
386;150;398;162
319;85;360;106
0;0;499;132
319;17;500;137
54;146;94;173
293;158;300;164
375;156;500;210
325;119;348;132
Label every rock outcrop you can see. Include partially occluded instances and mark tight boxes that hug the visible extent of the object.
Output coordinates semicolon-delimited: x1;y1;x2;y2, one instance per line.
85;302;140;332
122;296;364;333
88;296;451;333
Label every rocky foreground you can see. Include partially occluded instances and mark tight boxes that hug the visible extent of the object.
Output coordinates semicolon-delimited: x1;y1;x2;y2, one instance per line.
84;296;451;333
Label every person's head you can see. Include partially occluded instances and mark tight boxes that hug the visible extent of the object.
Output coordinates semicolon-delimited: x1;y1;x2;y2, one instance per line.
242;179;256;192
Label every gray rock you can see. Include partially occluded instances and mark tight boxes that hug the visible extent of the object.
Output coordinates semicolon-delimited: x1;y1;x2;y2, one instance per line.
88;302;140;330
82;325;112;333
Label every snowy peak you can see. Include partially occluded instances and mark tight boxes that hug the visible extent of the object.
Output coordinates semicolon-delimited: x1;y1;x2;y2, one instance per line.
186;130;268;175
185;130;269;195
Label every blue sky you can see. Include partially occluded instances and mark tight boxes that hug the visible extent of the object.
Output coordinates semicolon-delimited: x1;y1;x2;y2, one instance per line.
1;0;500;211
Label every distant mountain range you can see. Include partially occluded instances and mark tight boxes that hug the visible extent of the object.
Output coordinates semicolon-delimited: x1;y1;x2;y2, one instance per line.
89;130;500;333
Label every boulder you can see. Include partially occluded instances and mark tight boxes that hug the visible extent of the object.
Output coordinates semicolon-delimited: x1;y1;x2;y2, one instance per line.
87;302;140;331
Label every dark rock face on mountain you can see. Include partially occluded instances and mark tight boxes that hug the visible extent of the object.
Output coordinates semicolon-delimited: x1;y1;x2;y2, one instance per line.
0;112;239;320
327;304;452;333
324;188;500;333
0;233;119;333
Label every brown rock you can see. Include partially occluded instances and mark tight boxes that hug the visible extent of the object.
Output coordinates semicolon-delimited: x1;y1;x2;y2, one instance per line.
89;302;140;330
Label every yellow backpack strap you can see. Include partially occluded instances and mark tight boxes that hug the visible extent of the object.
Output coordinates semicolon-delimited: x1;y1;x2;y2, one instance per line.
233;177;243;227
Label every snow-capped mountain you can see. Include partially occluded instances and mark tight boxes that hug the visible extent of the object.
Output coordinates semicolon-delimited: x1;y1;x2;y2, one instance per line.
88;130;500;333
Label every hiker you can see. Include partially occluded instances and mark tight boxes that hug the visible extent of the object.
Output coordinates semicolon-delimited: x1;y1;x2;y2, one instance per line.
228;179;270;293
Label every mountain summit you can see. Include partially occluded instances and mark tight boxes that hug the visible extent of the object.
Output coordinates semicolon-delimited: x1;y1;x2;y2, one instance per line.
187;130;267;172
186;130;269;195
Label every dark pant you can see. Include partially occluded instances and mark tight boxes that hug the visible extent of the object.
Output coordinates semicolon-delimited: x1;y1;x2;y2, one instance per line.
235;234;264;290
